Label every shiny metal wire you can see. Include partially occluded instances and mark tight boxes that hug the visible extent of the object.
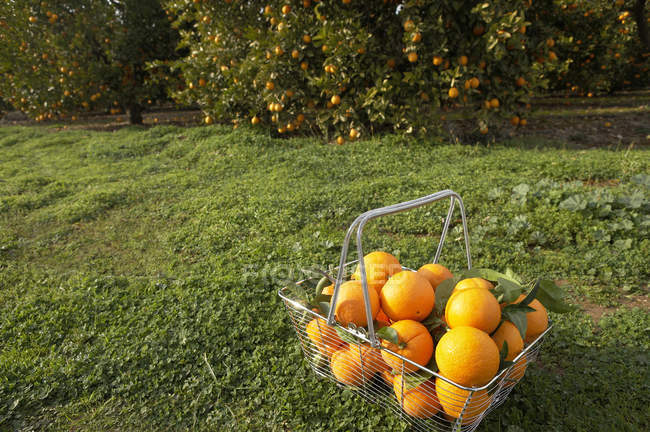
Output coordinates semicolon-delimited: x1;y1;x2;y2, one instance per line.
278;190;552;431
279;272;551;432
327;190;472;346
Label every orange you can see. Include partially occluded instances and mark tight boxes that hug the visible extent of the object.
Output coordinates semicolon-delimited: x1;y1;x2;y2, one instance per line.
435;326;500;386
408;52;418;63
351;251;401;295
432;56;443;66
333;280;379;327
417;263;453;291
445;288;501;333
381;369;396;386
510;116;520;126
393;375;440;418
381;320;433;372
380;271;434;322
330;348;369;387
453;277;493;292
491;321;523;361
376;308;391;327
489;98;500;108
436;377;492;423
306;318;344;357
514;294;548;343
459;55;468;66
321;284;334;295
349;343;389;375
448;87;459;98
505;353;527;386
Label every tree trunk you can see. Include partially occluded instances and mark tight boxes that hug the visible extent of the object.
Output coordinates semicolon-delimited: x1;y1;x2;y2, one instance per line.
127;103;143;125
633;0;649;52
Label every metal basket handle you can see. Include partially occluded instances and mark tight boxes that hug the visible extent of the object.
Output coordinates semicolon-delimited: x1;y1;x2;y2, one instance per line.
326;189;472;347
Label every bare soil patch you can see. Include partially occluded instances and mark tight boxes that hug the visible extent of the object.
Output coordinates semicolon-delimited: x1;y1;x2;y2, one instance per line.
578;294;649;324
1;90;648;147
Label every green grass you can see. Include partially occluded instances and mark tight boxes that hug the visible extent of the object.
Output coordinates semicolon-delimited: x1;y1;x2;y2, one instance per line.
0;125;648;431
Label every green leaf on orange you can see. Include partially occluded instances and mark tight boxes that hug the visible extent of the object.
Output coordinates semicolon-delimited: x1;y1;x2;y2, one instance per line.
519;278;540;306
502;303;535;340
493;277;525;304
434;277;457;316
314;293;331;305
376;326;400;346
402;369;434;391
335;327;364;345
421;310;445;333
314;275;331;296
536;279;575;313
318;301;330;317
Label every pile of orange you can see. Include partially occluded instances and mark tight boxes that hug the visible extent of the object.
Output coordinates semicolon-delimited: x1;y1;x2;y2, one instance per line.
305;250;549;423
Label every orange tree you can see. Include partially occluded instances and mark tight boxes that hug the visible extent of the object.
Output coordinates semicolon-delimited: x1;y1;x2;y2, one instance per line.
0;97;11;114
165;0;562;138
632;0;649;52
0;0;179;124
531;0;649;95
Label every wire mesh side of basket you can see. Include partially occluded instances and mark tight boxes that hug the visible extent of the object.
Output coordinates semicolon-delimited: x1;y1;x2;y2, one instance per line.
281;282;550;432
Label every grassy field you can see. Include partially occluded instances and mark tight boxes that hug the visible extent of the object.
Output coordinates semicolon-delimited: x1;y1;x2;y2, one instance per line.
0;125;648;431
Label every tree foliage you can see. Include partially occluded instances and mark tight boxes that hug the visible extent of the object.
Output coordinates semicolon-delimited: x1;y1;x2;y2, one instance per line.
0;0;180;124
165;0;564;138
1;1;646;130
531;0;649;95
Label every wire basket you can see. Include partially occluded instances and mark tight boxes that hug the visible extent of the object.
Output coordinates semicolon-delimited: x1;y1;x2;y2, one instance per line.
278;190;552;431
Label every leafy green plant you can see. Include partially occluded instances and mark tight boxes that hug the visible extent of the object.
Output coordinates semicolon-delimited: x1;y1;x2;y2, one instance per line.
0;126;648;431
